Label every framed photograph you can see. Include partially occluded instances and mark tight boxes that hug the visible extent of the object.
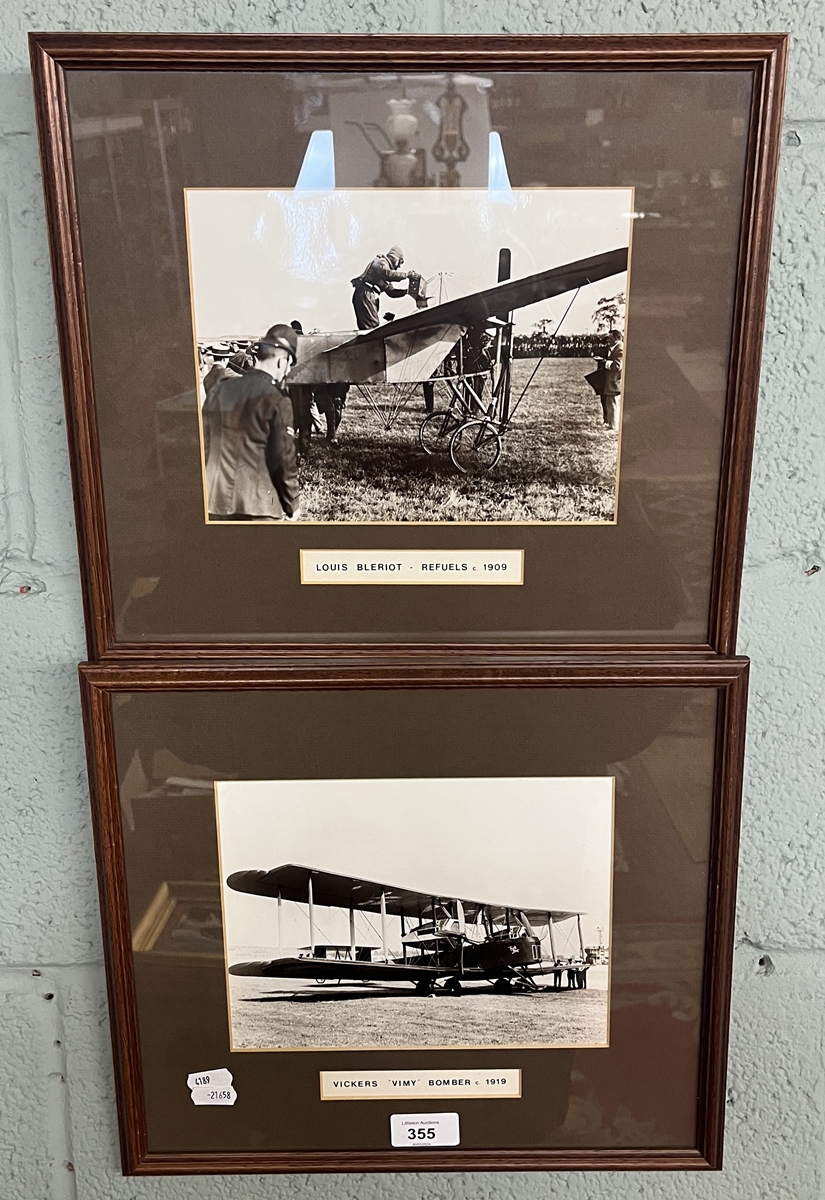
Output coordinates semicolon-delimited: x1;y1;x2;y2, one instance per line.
79;656;747;1172
31;34;786;656
217;776;614;1052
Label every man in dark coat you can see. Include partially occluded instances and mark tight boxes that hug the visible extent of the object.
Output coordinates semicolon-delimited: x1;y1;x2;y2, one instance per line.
597;328;623;432
351;245;426;330
585;327;624;431
599;328;623;430
203;324;301;521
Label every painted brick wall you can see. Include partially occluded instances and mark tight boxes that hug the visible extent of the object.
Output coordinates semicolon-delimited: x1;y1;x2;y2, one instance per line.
1;3;822;1198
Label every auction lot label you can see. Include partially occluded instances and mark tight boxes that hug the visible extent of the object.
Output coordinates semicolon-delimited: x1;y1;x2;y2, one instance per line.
320;1069;521;1100
301;549;523;584
390;1112;460;1147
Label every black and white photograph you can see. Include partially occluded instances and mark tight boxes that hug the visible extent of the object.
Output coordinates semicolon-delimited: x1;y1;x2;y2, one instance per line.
215;776;614;1051
186;188;632;524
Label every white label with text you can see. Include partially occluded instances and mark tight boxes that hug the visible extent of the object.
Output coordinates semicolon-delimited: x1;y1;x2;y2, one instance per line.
187;1068;236;1105
189;1085;237;1106
320;1069;521;1100
187;1069;233;1090
390;1112;460;1147
301;550;523;584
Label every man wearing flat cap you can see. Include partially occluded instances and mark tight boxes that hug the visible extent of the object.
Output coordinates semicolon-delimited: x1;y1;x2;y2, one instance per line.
350;245;428;330
203;323;302;521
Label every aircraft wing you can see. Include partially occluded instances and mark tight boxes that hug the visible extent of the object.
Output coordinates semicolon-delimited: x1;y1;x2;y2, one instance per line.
289;323;463;386
286;245;627;386
355;246;629;343
226;864;583;921
228;956;442;982
487;908;581;925
227;865;439;919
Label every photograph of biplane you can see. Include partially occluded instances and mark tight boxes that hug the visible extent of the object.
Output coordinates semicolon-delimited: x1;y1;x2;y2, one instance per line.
185;188;632;523
215;776;614;1050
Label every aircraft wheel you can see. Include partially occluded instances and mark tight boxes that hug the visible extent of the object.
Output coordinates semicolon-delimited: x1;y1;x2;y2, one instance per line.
419;409;460;455
415;979;435;996
492;977;512;994
450;420;502;473
447;978;463;995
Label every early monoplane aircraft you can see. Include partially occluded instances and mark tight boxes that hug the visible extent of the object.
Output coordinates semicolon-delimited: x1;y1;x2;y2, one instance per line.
201;244;628;471
226;864;590;995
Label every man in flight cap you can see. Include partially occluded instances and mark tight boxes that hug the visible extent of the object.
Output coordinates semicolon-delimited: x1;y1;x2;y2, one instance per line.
351;245;428;330
202;323;302;521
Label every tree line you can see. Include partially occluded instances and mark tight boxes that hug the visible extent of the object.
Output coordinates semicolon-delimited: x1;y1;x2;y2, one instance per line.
513;333;613;359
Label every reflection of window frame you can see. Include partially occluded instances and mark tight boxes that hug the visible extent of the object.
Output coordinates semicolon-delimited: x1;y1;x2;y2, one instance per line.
133;879;222;958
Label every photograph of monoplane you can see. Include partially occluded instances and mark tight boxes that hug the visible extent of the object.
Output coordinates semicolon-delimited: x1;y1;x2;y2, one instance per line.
185;188;632;523
215;777;614;1050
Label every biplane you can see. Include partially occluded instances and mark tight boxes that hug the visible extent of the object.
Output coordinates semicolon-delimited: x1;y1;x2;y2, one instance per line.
202;244;628;472
226;864;590;995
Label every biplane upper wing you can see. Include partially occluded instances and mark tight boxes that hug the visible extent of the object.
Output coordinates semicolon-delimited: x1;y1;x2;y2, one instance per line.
226;864;580;922
355;245;629;344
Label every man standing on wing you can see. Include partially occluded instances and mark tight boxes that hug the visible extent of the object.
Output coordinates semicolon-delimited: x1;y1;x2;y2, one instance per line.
351;244;428;330
203;323;301;521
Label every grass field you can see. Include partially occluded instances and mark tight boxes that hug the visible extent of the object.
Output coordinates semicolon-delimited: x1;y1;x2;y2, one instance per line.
298;358;619;523
228;969;609;1050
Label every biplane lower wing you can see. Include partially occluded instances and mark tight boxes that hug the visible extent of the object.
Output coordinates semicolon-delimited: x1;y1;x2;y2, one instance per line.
228;956;563;986
229;956;446;982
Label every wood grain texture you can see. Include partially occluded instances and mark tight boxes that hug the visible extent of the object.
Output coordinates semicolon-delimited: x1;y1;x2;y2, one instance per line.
707;37;789;654
29;31;789;70
78;657;749;1174
30;37;114;660
28;33;788;659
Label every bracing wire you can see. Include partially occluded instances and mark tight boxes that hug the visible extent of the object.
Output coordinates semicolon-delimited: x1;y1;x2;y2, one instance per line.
507;286;582;423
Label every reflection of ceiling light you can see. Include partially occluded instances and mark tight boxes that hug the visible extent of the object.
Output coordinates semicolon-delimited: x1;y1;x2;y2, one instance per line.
367;72;492;89
287;72;493;91
420;100;441;126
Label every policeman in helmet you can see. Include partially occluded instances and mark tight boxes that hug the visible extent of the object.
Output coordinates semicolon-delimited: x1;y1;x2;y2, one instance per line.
202;323;302;521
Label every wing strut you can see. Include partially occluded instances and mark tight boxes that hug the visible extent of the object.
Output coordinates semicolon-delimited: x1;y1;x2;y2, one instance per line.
547;911;556;961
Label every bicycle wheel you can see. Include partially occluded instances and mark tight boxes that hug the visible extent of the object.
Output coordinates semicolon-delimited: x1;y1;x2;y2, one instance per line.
449;419;502;473
419;408;460;455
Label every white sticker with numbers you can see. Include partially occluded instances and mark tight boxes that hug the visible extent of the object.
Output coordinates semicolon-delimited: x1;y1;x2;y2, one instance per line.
390;1112;460;1147
190;1085;237;1106
187;1069;233;1090
187;1068;236;1105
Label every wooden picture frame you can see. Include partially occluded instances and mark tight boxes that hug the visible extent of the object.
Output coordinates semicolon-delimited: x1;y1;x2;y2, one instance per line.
30;33;787;658
79;654;748;1173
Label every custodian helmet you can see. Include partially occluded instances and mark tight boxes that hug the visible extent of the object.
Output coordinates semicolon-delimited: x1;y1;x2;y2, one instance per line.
259;323;299;361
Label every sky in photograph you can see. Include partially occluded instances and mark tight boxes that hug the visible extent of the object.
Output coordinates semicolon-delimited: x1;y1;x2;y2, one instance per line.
216;776;613;958
185;188;632;341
